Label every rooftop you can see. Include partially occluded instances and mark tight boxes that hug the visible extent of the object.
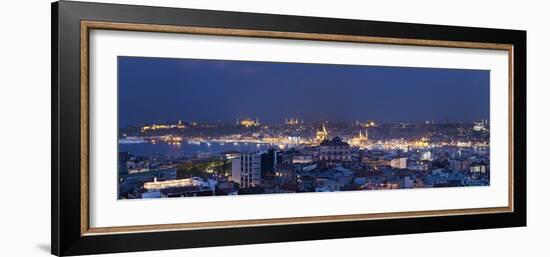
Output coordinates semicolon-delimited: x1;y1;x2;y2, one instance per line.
320;137;350;147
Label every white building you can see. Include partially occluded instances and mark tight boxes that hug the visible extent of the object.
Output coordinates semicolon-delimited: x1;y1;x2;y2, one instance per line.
292;155;314;164
319;137;351;162
231;152;262;188
420;151;432;161
390;157;408;169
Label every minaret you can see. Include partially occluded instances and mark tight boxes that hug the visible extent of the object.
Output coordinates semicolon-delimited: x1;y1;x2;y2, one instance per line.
316;121;328;141
365;129;368;141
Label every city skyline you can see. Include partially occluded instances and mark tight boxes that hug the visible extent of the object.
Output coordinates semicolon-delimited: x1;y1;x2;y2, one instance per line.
118;56;490;127
117;56;491;200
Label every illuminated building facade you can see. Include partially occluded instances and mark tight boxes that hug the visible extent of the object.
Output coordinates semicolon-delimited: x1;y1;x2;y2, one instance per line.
285;118;301;125
469;160;489;175
231;152;262;188
473;119;489;132
143;177;194;190
364;120;377;127
274;163;297;184
390;157;408;169
319;137;351;162
140;120;186;132
348;129;369;146
420;151;433;161
316;122;329;142
238;117;260;127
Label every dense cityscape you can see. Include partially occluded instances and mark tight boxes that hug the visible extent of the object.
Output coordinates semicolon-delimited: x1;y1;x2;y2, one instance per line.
117;56;490;200
118;118;490;199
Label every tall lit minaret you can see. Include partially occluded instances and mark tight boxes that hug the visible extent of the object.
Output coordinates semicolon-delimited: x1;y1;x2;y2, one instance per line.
316;121;329;142
365;129;368;141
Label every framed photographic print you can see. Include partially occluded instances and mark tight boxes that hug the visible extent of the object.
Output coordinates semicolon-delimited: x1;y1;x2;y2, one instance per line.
51;1;526;256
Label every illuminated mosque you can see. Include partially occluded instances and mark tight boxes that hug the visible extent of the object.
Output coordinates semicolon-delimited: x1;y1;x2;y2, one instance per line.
316;122;329;142
237;117;260;127
348;129;369;146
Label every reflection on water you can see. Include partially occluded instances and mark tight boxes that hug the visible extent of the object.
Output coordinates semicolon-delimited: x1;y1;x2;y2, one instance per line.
118;141;277;158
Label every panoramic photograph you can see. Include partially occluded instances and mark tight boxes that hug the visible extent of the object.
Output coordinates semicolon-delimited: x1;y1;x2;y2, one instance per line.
117;56;490;200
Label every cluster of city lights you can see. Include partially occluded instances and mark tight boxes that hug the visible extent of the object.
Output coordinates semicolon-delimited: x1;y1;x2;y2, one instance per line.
149;135;183;145
143;178;195;190
141;120;185;132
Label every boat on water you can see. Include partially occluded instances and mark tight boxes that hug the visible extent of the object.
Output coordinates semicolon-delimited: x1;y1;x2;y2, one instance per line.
187;139;201;145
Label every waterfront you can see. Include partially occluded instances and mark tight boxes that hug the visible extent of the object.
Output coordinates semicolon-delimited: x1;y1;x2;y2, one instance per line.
116;56;490;199
119;140;277;158
117;120;491;199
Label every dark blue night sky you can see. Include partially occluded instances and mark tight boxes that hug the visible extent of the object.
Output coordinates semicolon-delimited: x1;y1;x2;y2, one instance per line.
118;56;489;127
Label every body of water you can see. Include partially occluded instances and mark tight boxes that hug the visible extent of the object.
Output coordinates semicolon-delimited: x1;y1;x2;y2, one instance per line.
119;141;280;158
